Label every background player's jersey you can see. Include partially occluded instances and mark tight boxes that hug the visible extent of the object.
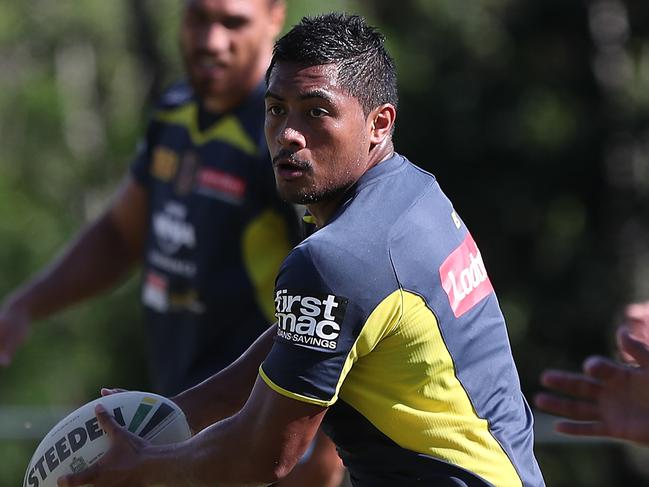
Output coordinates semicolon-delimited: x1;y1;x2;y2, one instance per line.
261;154;545;486
132;81;298;395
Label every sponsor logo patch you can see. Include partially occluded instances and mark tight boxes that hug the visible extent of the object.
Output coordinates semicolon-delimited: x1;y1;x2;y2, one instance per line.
151;146;179;181
196;167;246;204
152;202;196;254
274;289;348;351
440;234;493;318
142;270;169;312
141;270;204;314
148;250;197;278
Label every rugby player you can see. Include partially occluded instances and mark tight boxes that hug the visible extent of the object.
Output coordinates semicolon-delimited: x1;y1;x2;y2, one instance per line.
59;12;545;487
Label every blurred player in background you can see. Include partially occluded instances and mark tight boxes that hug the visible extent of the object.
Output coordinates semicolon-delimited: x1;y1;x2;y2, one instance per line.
0;0;344;485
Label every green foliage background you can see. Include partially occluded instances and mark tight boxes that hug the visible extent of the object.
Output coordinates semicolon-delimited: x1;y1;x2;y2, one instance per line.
2;0;649;485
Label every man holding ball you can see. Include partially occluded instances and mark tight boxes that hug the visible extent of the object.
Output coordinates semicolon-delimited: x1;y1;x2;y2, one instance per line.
59;13;545;487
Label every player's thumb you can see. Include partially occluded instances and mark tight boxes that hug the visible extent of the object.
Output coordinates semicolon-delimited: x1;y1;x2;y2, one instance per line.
619;328;649;368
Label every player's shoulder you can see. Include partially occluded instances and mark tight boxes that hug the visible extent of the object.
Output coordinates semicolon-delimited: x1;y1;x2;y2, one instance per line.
154;81;195;111
278;233;346;281
281;224;391;291
280;237;324;276
298;225;361;267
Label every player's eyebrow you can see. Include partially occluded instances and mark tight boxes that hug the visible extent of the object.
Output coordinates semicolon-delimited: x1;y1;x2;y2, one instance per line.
264;89;336;105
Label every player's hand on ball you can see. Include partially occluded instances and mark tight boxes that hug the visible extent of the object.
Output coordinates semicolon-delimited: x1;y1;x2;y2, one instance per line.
57;404;151;487
0;302;31;366
101;387;128;396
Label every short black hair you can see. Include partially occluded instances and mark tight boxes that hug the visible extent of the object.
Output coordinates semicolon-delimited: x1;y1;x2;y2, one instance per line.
266;13;398;117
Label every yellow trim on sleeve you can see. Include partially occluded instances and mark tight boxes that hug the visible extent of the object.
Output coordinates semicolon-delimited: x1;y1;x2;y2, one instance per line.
259;365;333;407
154;103;258;156
242;209;293;322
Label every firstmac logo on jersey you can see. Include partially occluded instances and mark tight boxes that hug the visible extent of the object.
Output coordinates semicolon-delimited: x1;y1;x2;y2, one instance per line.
440;233;494;318
275;289;348;351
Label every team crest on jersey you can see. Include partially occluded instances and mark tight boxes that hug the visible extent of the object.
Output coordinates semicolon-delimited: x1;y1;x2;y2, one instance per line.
274;289;348;351
151;146;179;181
440;233;494;318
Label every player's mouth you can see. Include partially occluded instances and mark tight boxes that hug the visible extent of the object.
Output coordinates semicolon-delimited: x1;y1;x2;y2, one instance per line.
273;152;311;181
192;54;228;78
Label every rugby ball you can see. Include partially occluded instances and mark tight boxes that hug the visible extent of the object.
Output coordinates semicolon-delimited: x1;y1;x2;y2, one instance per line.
23;391;191;487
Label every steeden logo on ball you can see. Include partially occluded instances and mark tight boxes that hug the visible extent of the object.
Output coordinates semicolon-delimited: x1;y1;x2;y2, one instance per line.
23;391;191;487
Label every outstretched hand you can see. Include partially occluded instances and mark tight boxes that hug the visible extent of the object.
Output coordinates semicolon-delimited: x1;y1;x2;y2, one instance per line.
534;330;649;445
57;404;151;487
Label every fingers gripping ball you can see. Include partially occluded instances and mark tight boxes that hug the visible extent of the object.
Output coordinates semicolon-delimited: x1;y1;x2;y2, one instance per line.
23;391;191;487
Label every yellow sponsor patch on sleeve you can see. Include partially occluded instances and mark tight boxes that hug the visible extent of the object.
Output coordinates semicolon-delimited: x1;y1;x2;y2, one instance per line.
152;146;179;181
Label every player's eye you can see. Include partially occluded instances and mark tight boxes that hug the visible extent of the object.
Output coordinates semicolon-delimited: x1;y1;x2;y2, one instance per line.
308;107;329;118
222;15;248;30
267;105;284;116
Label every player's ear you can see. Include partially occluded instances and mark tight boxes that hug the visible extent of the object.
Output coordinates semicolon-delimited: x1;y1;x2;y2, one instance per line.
267;0;286;39
368;103;396;146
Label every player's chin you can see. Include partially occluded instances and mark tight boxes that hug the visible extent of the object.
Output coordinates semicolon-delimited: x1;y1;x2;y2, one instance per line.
277;188;304;205
278;187;322;206
190;77;230;102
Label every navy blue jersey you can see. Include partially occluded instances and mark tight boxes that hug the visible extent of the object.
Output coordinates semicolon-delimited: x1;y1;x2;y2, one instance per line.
261;154;544;486
132;81;298;395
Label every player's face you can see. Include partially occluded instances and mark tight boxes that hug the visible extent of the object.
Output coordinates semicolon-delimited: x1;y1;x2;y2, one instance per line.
181;0;284;112
264;62;373;206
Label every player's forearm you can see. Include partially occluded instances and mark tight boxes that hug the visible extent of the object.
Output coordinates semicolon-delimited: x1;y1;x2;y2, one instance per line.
148;376;322;486
5;213;140;320
144;412;290;486
172;325;276;433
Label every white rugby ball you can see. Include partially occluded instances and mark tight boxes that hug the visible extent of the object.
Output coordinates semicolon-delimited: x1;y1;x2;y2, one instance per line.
23;391;191;487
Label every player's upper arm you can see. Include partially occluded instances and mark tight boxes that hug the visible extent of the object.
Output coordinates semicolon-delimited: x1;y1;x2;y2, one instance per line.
105;175;148;260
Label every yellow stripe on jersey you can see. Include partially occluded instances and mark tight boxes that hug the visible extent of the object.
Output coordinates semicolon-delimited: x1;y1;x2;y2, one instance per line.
154;103;258;156
340;290;522;487
242;209;293;322
259;366;331;407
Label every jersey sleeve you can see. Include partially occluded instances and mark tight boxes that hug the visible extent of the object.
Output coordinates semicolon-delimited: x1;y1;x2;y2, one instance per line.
260;244;367;407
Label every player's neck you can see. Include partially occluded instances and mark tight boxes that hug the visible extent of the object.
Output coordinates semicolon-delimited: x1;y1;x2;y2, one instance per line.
202;82;257;113
202;56;271;113
307;145;395;228
306;194;347;229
